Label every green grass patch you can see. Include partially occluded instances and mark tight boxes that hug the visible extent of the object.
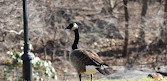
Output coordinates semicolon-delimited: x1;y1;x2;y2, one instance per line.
69;77;167;81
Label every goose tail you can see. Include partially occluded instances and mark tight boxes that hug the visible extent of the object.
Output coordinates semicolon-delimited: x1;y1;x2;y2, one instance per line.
96;65;110;75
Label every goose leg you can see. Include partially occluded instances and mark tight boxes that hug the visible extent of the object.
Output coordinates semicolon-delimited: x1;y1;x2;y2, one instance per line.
91;74;93;81
79;74;81;81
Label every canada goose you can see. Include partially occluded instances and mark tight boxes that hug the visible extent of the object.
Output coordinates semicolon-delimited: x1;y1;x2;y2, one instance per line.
65;23;110;81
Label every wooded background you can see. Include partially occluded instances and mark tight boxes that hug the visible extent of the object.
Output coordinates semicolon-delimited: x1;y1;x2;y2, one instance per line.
0;0;167;80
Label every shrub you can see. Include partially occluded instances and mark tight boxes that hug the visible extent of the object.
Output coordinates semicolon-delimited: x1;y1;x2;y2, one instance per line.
7;45;57;81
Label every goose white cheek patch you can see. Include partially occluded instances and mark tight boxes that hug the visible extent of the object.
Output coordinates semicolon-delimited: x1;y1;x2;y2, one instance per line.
71;27;77;30
71;23;78;30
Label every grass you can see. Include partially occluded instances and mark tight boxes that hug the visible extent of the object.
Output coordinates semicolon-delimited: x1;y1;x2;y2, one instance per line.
69;77;167;81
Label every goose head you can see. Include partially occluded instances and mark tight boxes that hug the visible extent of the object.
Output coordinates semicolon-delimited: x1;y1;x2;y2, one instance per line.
65;23;78;31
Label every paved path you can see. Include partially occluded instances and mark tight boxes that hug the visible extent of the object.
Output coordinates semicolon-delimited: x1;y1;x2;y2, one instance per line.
100;66;156;80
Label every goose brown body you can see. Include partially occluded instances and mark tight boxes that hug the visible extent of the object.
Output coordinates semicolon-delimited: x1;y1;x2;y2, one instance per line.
70;49;110;76
70;49;103;73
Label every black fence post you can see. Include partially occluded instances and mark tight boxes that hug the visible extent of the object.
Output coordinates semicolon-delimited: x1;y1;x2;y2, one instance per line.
21;0;34;81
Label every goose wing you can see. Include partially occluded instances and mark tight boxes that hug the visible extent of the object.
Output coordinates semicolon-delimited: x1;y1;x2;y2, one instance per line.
83;50;104;65
71;49;106;66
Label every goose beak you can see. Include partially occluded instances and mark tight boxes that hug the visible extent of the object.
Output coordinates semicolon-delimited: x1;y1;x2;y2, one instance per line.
65;26;70;30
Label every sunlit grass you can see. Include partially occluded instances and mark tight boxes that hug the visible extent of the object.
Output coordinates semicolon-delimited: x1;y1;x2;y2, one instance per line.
69;77;167;81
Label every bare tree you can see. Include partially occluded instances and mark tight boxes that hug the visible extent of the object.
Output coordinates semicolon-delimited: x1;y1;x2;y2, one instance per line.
122;0;129;57
102;0;113;15
160;0;167;44
138;0;148;44
42;39;47;60
165;0;167;26
102;0;122;15
50;11;56;62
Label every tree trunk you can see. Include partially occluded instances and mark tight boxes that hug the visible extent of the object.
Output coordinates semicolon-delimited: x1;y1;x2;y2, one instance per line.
165;0;167;25
160;0;167;44
122;0;129;57
138;0;148;45
51;48;55;62
44;44;47;60
102;0;113;15
42;39;47;60
50;10;55;62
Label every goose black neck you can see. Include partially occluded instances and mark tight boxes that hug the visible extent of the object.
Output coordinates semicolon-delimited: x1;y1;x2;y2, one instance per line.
72;29;79;50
